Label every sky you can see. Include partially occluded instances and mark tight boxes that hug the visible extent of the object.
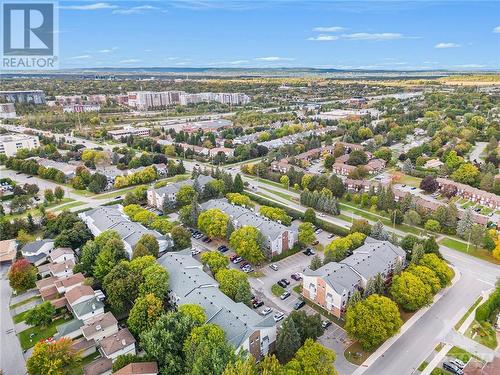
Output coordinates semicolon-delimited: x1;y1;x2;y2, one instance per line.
57;0;500;70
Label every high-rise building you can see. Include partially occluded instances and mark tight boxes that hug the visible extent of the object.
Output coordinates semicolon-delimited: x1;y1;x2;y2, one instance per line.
0;90;46;104
0;134;40;157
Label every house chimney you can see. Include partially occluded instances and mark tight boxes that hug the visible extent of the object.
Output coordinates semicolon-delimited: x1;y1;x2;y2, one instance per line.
121;339;126;346
96;325;101;331
92;303;96;310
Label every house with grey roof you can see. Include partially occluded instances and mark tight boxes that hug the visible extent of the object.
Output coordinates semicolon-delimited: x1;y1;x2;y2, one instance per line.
200;199;297;257
147;175;214;210
158;250;277;359
22;239;54;266
79;205;173;258
302;238;405;318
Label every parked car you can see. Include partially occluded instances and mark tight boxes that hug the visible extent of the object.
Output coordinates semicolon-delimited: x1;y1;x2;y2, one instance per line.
273;311;285;322
277;280;288;288
229;254;238;261
311;240;319;246
280;291;291;300
293;301;305;310
191;248;201;256
450;359;466;370
328;233;335;239
321;320;332;329
261;307;272;316
291;273;302;281
239;262;250;269
269;264;279;271
303;248;315;256
232;256;243;264
252;300;264;308
443;362;463;375
314;228;322;234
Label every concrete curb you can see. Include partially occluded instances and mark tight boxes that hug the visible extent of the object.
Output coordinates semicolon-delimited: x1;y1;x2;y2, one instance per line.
351;265;461;375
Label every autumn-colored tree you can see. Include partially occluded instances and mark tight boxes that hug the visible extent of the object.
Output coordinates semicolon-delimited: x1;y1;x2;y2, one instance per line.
9;258;37;292
27;337;82;375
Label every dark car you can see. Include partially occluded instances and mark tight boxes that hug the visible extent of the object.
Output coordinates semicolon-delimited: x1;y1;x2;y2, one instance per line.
291;273;302;281
303;248;315;256
294;301;305;310
229;254;238;261
322;320;332;329
252;300;264;308
277;280;288;288
239;261;250;269
280;278;290;286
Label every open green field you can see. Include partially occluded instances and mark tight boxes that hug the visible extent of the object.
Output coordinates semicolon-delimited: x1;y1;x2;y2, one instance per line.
391;173;422;187
438;238;500;265
51;201;86;212
18;317;71;350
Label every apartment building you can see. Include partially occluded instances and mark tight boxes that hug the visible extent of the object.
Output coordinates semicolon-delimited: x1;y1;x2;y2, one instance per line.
108;126;150;140
159;250;276;359
0;134;40;157
63;104;101;113
147;175;214;210
79;205;174;258
0;103;16;118
200;199;297;257
0;90;45;104
436;178;500;210
302;239;405;318
127;91;182;110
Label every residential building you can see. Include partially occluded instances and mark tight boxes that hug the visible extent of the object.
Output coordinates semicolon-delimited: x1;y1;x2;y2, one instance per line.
0;134;40;157
79;205;173;257
22;239;54;265
82;312;119;343
147;175;214;210
158;250;276;358
66;285;105;322
302;239;406;318
0;90;45;104
48;260;75;278
63;104;101;113
210;147;235;158
49;248;75;264
83;357;113;375
127;91;182;110
108;126;150;140
31;157;80;178
99;329;136;361
424;159;444;170
200;199;297;256
0;103;16;118
113;362;158;375
436;178;500;210
181;119;233;133
54;273;86;294
72;337;97;358
0;239;17;264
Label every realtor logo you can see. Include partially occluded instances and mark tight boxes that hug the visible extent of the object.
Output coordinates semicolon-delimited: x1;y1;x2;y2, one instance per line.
2;1;59;69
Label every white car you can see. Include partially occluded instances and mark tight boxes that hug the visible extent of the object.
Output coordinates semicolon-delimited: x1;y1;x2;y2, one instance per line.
269;264;278;271
261;307;272;316
273;311;285;322
191;248;201;256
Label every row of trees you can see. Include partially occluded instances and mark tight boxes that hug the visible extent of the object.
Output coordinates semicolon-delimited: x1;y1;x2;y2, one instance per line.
6;157;66;183
300;189;340;216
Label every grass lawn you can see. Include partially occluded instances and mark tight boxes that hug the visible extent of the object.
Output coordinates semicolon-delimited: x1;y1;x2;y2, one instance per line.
260;186;297;201
9;296;41;310
255;177;288;190
18;317;71;350
438;238;500;265
271;284;285;297
51;201;85;212
447;346;478;363
430;368;452;375
454;296;483;330
302;297;345;327
465;320;498;350
247;271;265;278
13;309;33;324
418;361;429;371
293;284;303;294
480;207;493;215
4;198;74;220
344;341;373;366
392;173;422;187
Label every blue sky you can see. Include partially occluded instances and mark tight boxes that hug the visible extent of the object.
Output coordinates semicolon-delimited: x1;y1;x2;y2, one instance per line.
58;1;500;70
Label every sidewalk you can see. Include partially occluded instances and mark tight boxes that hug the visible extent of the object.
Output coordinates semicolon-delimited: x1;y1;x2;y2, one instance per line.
420;344;453;375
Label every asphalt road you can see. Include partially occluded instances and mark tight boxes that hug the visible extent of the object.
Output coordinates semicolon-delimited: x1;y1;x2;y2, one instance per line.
0;265;27;375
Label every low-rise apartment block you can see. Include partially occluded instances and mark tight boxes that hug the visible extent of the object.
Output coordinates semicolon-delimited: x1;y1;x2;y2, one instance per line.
200;198;297;257
302;239;405;318
0;103;16;118
0;134;40;157
158;250;276;359
108;126;150;140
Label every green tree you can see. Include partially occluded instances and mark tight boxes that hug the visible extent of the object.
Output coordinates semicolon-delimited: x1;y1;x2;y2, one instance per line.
298;222;316;245
229;226;265;263
280;175;290;189
470;224;485;249
451;163;480;185
127;293;164;336
276;317;301;363
93;238;127;283
222;357;257;375
419;254;453;287
233;174;244;193
178;304;206;325
390;271;432;311
324;154;335;170
27;338;82;375
183;324;237;375
310;255;323;271
407;265;441;294
141;310;203;374
285;338;338;375
259;206;291;225
54;186;65;202
135;234;160;258
198;209;229;239
345;295;402;351
403;210;421;227
424;219;441;233
215;269;252;305
304;208;316;224
287;311;324;345
44;189;54;203
139;263;169;300
171;225;192;250
176;185;196;207
201;251;229;275
226;193;254;208
410;243;425;265
16;229;35;247
350;219;371;236
132;243;150;259
25;301;56;327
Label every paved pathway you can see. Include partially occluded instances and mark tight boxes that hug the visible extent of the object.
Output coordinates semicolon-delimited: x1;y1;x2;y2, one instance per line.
420;344;453;375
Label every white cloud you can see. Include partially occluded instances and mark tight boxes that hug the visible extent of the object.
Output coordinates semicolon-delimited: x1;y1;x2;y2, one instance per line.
98;47;118;53
254;56;294;62
67;55;91;60
493;26;500;33
60;2;117;10
226;60;250;64
119;59;141;63
113;5;159;15
342;33;407;41
455;64;485;68
434;42;461;49
308;34;339;41
313;26;345;32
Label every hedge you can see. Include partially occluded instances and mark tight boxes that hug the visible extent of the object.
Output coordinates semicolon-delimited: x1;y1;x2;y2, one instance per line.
475;286;500;322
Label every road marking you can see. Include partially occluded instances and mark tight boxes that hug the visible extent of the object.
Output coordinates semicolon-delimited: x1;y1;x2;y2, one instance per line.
255;278;264;285
477;279;495;286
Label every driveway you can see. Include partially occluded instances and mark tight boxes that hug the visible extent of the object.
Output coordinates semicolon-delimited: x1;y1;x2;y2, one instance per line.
319;324;358;375
0;264;27;375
